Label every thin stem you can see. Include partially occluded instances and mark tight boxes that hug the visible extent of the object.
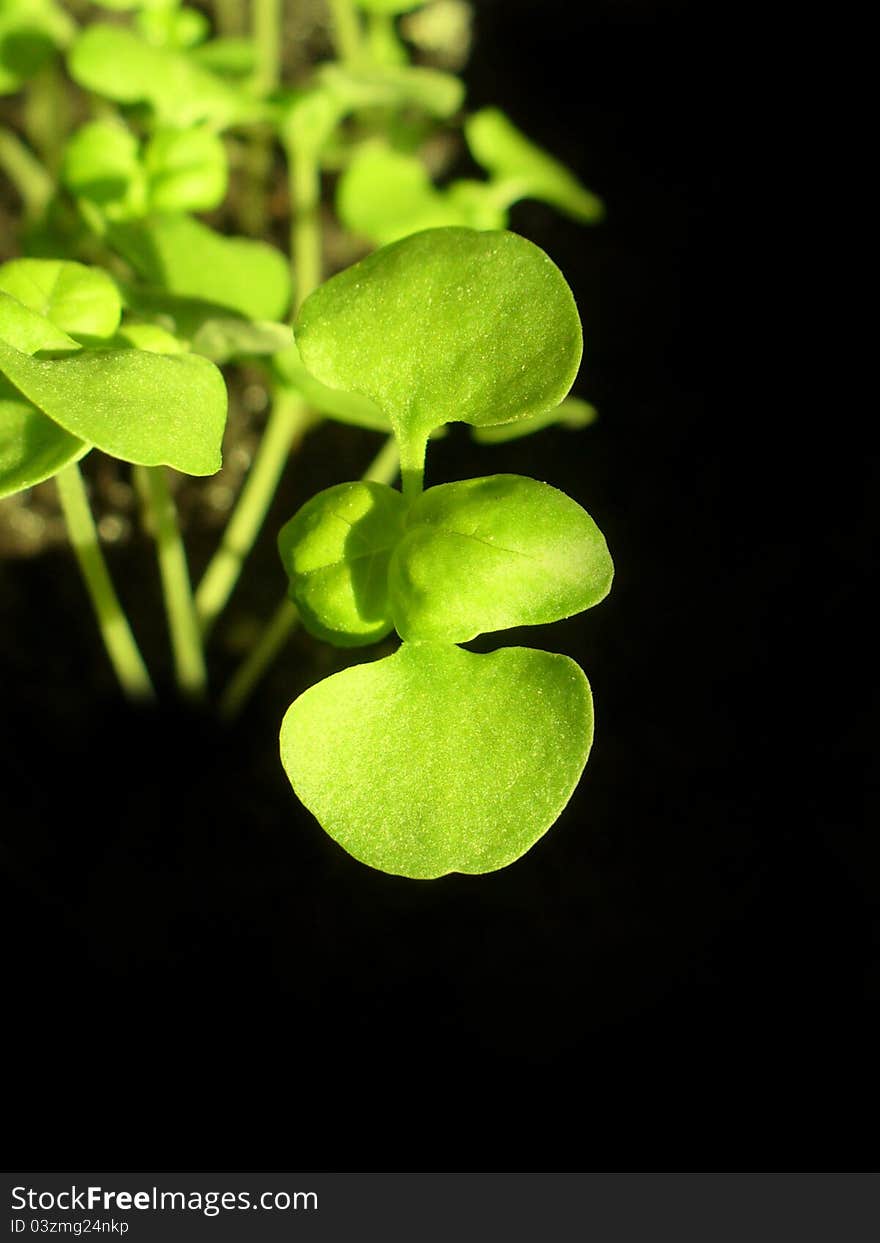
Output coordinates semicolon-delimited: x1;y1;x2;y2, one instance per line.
219;434;399;720
195;390;313;637
398;429;428;499
219;598;299;721
254;0;283;96
55;462;154;702
289;140;322;312
326;0;363;66
136;465;207;700
0;127;53;220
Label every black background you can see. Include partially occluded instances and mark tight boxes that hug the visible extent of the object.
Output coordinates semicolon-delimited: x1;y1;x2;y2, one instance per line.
2;0;874;1171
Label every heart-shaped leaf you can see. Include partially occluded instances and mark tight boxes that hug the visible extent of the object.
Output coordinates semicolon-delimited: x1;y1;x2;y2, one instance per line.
295;228;583;469
389;475;612;642
0;338;226;474
278;481;408;646
0;258;122;340
465;108;605;223
281;641;593;878
109;214;292;322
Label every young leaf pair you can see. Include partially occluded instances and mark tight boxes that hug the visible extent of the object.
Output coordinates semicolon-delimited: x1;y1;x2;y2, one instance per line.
0;257;227;495
277;227;613;880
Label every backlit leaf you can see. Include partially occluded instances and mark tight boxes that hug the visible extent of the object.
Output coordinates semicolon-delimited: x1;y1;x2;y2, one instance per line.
389;474;613;642
0;258;121;340
0;377;87;498
0;337;226;474
295;228;582;452
465;108;604;223
278;481;408;646
281;641;593;878
109;213;291;322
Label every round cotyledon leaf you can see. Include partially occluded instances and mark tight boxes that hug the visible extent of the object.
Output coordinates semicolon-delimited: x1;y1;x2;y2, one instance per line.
278;481;408;646
281;642;593;878
0;337;226;474
0;258;122;340
294;228;583;452
389;474;613;643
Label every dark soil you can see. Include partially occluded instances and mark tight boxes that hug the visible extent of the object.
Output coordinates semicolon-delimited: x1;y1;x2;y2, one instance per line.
1;1;874;1171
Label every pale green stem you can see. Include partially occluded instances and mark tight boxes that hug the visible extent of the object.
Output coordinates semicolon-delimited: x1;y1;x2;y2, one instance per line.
289;140;322;312
219;597;299;721
136;465;207;700
0;127;53;220
398;429;428;499
326;0;363;65
254;0;283;95
195;390;313;637
55;462;154;702
219;434;400;720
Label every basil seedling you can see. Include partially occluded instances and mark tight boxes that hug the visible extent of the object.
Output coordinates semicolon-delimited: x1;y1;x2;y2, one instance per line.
279;228;612;878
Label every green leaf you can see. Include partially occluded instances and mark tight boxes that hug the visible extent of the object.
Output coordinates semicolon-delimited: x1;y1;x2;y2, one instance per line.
191;36;257;79
109;214;292;322
389;474;612;643
336;145;473;246
61;120;147;218
0;0;74;94
190;317;292;364
281;641;593;878
0;288;87;497
0;290;79;354
0;377;88;498
278;481;408;646
0;338;227;474
319;62;464;119
67;24;261;127
465;109;604;223
272;340;389;431
0;258;122;340
295;228;582;455
144;127;228;213
472;395;597;443
110;321;188;354
136;3;209;50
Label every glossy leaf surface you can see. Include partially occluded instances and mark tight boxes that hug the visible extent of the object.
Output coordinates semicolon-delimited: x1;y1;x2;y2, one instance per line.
465;108;604;223
281;642;593;878
278;481;408;646
0;259;121;340
0;337;226;474
295;228;582;447
389;474;613;642
109;214;291;322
